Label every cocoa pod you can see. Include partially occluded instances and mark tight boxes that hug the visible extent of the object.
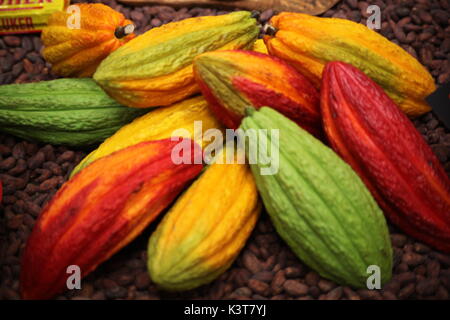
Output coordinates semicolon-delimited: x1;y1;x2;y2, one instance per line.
94;11;258;108
321;61;450;253
193;50;321;137
148;145;261;290
264;13;436;117
20;139;203;299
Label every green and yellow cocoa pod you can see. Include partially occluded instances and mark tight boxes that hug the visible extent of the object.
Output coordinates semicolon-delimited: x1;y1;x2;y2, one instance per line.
147;145;261;291
241;107;393;288
70;96;223;177
264;12;436;116
94;11;259;108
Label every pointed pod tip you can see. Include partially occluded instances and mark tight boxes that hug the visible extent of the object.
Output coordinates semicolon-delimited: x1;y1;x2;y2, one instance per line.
245;106;256;117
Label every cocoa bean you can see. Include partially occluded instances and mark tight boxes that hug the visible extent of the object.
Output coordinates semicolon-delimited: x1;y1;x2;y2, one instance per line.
427;260;441;278
357;289;382;300
0;157;16;170
27;152;45;169
284;266;302;278
271;270;286;295
325;287;343;300
8;159;27;176
248;279;270;296
252;271;273;283
39;176;59;191
283;280;308;296
134;272;150;290
318;279;336;292
230;287;252;298
396;272;416;285
343;286;360;300
304;271;320;286
242;252;263;274
403;252;426;266
416;279;440;296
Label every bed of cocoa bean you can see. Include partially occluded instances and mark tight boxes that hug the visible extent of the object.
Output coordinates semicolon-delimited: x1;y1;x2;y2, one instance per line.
0;0;449;300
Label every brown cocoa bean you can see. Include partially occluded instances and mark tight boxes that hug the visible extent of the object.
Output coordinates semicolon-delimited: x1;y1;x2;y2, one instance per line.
403;252;425;266
0;157;16;170
318;279;336;292
325;287;343;300
252;271;273;283
242;252;263;274
248;279;270;296
271;270;286;295
284;266;302;278
27;151;45;169
416;279;440;296
283;280;308;296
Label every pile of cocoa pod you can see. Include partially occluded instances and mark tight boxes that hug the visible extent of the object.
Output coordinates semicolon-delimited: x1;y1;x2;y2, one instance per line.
0;3;448;300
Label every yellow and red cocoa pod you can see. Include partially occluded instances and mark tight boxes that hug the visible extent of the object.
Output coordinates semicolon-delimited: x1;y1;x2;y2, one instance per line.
264;12;436;117
147;146;261;290
321;61;450;252
93;11;258;108
193;50;321;137
20;139;203;299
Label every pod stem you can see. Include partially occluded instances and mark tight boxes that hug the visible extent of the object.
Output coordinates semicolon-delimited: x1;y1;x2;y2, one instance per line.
263;23;278;36
114;24;135;39
251;10;261;20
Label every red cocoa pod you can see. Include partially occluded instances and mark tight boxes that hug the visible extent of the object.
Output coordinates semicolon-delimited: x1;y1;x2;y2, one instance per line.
193;50;322;137
20;138;203;299
321;61;450;253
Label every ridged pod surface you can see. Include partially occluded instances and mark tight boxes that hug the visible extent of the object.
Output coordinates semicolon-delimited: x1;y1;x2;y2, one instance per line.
148;146;260;291
241;107;393;288
0;79;146;146
321;61;450;252
42;3;135;77
20;139;203;299
70;96;222;177
94;11;259;108
194;50;321;137
264;12;436;117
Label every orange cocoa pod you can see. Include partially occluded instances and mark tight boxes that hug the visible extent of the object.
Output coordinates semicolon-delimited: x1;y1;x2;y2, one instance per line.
42;3;135;77
20;138;203;299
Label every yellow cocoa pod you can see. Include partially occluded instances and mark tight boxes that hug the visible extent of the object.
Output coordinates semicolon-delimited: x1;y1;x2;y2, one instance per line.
252;39;268;54
264;12;436;117
94;11;259;108
147;146;261;291
70;96;223;177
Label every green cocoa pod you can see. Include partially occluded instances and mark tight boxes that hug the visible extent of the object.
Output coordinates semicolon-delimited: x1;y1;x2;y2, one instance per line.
0;78;147;146
240;107;393;288
93;11;259;108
